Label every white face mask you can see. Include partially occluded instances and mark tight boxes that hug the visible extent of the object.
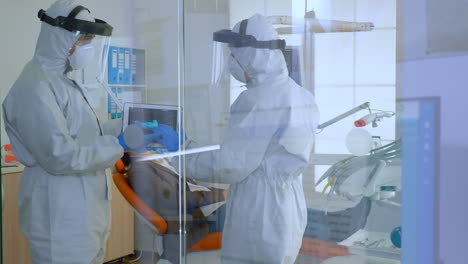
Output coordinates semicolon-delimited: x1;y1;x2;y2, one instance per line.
228;55;247;83
69;44;95;70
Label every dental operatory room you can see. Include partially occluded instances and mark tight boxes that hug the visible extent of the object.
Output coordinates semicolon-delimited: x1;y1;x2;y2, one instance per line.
2;0;468;264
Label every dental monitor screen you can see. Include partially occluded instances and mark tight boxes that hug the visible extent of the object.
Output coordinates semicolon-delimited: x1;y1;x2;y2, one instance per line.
123;103;179;132
400;97;440;264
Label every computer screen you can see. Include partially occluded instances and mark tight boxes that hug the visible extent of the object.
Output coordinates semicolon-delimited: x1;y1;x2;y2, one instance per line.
123;103;179;132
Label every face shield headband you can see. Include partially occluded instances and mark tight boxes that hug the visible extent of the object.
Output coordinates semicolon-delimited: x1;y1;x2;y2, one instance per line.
213;19;286;50
38;5;113;37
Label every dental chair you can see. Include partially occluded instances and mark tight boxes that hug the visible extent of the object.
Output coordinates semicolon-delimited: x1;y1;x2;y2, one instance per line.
113;159;223;264
114;158;353;264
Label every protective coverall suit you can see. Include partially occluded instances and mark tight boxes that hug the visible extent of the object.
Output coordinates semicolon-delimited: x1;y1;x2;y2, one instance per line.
184;14;320;264
2;1;123;263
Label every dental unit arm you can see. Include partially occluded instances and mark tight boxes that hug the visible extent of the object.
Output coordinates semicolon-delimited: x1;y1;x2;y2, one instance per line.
268;11;374;35
317;102;371;130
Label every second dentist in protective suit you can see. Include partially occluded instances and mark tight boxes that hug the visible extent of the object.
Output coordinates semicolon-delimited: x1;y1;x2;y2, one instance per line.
2;1;124;263
182;14;320;263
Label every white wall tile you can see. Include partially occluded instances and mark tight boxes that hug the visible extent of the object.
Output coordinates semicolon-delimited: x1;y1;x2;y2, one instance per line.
355;30;397;85
315;33;355;86
308;0;356;21
356;0;396;28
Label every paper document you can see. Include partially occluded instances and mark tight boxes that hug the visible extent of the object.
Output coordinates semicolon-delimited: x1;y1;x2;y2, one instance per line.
201;201;226;217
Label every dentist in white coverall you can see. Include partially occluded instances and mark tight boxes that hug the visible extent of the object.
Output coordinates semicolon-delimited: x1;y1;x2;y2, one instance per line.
182;14;320;264
2;1;124;263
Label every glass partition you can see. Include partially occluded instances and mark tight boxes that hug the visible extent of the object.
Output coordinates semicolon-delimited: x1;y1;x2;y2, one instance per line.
180;0;400;264
2;1;445;264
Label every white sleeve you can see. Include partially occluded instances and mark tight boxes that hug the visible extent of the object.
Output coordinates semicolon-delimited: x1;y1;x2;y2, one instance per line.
5;83;123;175
102;118;123;136
185;96;283;184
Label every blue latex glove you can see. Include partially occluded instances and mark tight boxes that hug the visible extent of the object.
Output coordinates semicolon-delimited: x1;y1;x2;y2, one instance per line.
145;124;180;152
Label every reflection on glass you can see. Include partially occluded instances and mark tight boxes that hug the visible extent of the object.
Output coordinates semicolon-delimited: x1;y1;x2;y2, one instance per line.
180;1;399;264
182;13;320;263
0;0;405;264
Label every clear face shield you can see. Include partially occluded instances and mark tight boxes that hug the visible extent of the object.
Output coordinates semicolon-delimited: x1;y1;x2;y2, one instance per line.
38;5;113;83
211;20;287;87
207;38;234;144
211;39;233;89
69;33;111;83
208;22;287;143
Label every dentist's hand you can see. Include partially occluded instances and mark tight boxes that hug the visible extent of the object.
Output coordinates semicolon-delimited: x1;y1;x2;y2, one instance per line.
145;124;180;152
117;124;148;153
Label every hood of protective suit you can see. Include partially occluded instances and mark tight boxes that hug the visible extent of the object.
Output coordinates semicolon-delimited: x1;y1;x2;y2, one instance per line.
230;14;289;87
34;0;95;72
